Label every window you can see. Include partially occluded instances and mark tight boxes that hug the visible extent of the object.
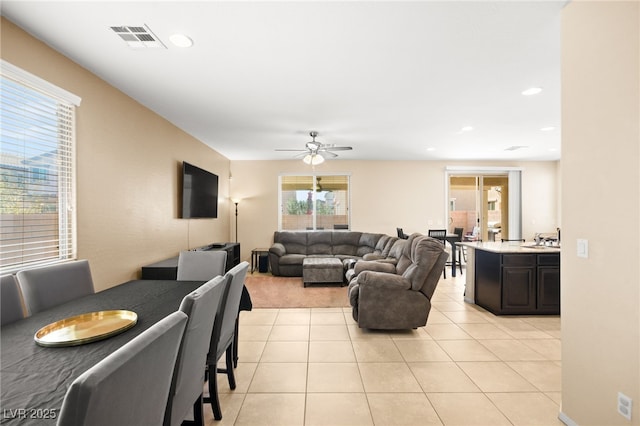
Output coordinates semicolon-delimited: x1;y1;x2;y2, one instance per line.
279;174;350;230
0;61;81;274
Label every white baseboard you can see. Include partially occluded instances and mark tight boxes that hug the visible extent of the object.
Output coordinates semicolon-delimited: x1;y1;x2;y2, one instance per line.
558;411;578;426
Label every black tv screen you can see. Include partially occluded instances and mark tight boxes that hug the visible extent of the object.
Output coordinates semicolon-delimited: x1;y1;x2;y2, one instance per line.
181;161;218;218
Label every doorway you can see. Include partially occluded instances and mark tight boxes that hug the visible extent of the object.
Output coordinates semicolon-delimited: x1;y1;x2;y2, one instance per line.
446;168;522;242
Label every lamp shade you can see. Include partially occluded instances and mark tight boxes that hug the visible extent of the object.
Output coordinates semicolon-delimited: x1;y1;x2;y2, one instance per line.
303;153;324;165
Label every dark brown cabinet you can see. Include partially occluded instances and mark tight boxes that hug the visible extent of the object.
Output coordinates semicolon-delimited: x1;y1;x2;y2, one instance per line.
475;249;559;315
502;266;536;311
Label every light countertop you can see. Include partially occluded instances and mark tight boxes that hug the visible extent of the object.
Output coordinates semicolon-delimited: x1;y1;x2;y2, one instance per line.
458;241;561;254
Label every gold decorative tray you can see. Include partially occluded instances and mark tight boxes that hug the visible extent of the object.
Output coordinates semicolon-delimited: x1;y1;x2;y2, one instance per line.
34;310;138;347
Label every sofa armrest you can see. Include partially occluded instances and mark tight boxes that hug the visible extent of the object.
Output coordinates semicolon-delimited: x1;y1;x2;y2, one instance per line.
358;270;411;291
362;253;384;261
269;243;286;257
354;261;396;275
376;258;399;265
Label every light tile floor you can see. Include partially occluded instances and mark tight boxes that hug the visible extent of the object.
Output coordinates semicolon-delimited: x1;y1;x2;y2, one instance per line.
204;273;563;425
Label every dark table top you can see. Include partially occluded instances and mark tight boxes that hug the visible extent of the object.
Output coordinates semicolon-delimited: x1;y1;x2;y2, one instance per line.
0;279;203;425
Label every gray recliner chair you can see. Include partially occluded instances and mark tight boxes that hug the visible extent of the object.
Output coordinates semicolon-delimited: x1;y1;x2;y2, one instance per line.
347;234;448;330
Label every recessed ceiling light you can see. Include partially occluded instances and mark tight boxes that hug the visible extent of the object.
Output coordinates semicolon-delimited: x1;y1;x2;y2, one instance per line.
549;148;558;152
426;147;435;151
540;126;556;131
522;87;543;96
169;33;193;48
460;126;473;132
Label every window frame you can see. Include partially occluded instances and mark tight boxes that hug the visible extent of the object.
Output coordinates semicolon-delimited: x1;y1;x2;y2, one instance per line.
278;172;351;231
1;60;81;274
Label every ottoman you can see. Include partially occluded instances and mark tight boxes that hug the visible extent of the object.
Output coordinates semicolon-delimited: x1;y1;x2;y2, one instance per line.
303;257;344;287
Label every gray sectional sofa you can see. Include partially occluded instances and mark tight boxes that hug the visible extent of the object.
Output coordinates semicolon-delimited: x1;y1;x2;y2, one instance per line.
268;231;404;277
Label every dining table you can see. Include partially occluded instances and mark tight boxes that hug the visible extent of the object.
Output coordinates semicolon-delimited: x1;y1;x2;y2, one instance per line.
0;279;204;425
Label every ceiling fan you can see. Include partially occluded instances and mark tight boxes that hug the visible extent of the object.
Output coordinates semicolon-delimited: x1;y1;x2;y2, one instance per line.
276;131;352;165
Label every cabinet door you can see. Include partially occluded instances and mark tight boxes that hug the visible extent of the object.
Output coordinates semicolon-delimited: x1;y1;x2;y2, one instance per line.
475;250;502;314
538;266;560;314
502;267;536;312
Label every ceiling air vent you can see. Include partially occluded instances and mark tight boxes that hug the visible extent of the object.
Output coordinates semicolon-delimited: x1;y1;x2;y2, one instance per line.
110;25;166;49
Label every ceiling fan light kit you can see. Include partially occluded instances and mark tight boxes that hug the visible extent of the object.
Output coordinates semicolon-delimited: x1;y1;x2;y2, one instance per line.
303;153;325;165
276;131;353;165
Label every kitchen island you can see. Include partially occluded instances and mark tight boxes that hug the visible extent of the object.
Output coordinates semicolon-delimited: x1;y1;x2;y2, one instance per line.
459;241;560;315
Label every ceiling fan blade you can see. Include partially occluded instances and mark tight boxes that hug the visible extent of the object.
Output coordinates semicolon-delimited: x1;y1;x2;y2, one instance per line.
322;151;338;158
319;146;352;152
275;148;308;152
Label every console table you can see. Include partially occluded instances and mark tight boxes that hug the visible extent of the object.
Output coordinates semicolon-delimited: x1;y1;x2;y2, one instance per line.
141;242;240;279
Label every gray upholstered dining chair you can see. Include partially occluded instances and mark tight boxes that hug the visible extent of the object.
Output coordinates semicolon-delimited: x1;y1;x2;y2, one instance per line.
164;275;230;426
16;260;95;315
57;311;188;426
1;274;25;325
205;261;249;420
177;251;227;281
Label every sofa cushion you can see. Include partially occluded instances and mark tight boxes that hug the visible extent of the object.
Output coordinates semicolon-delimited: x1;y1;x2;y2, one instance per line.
307;232;333;255
398;236;445;292
274;231;308;255
370;235;391;256
331;232;361;256
353;260;396;276
356;233;383;257
395;234;417;275
278;254;307;265
381;236;399;257
387;239;406;261
414;237;448;296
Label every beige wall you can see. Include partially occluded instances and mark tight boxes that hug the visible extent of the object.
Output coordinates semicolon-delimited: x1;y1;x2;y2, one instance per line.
230;160;559;262
1;18;232;291
561;2;639;425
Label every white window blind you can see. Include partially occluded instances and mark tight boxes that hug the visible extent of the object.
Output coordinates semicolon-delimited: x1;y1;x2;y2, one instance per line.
0;61;80;274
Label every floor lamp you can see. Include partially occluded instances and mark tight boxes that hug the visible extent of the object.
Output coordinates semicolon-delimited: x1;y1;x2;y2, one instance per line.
232;199;240;242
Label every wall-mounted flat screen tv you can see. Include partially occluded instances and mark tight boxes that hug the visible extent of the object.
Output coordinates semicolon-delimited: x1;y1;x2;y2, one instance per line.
181;161;218;218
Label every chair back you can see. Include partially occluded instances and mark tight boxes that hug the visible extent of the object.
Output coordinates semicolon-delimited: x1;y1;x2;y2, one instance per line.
453;227;464;241
165;275;230;426
177;251;227;281
57;311;188;426
396;228;408;239
427;229;447;243
210;262;249;361
1;274;25;325
16;260;95;315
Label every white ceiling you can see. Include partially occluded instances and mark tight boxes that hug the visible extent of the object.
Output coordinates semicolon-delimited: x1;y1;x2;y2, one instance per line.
2;1;565;162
